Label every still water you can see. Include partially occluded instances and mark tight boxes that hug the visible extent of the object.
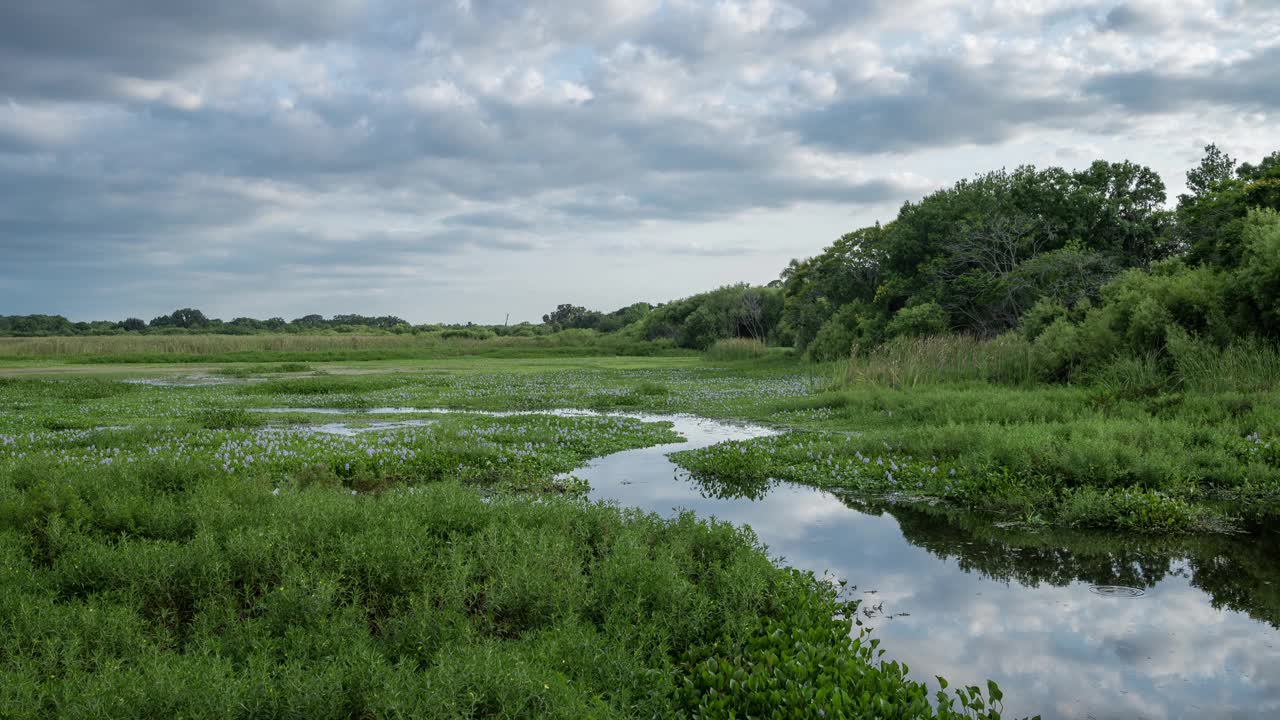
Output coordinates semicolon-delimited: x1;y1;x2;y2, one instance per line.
573;413;1280;720
302;407;1280;719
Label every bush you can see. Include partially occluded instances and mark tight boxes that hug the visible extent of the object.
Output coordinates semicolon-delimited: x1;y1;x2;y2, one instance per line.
885;302;948;339
1018;298;1068;342
807;301;884;362
1237;208;1280;335
1031;318;1085;380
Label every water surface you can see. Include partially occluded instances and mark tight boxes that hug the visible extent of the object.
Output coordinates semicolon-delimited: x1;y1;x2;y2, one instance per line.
572;413;1280;720
274;406;1280;719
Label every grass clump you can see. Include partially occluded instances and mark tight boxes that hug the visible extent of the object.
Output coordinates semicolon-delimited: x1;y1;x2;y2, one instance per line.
672;406;1270;533
837;334;1037;388
214;362;314;378
0;464;1007;719
195;407;264;430
705;337;768;362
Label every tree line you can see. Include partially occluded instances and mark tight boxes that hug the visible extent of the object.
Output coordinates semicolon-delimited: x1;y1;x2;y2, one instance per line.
535;144;1279;363
1;310;416;337
7;144;1277;369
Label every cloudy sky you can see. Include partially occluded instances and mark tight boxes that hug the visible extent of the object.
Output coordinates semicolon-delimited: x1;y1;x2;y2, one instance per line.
2;1;1278;323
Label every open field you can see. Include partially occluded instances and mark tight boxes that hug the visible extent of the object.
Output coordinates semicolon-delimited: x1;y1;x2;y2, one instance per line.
0;332;693;365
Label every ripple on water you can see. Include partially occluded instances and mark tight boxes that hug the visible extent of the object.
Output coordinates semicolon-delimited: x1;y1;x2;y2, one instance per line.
1088;585;1147;598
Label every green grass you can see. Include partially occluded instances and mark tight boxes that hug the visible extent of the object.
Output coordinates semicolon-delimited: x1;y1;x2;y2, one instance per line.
8;351;1277;714
672;383;1279;533
4;357;1279;533
704;337;769;361
3;474;1002;718
0;370;1012;719
0;332;694;365
5;357;1279;533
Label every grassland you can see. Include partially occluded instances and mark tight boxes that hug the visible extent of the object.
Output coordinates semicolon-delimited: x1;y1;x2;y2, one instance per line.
0;331;690;366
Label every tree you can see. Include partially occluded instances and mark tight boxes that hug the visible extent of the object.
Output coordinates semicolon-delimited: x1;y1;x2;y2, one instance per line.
780;225;884;351
1070;159;1171;264
885;303;948;339
1184;144;1236;198
167;308;209;329
0;315;74;336
642;285;783;349
1236;208;1280;336
1179;146;1280;268
541;304;603;330
932;213;1050;334
117;317;147;332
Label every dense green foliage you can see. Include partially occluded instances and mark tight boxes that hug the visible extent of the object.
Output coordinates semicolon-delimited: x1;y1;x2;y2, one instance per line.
639;285;785;350
6;363;1276;535
541;303;653;333
0;373;1011;719
8;145;1280;720
780;146;1280;365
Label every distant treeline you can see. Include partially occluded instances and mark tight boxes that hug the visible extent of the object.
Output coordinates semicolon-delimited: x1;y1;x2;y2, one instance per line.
0;310;550;339
8;144;1278;373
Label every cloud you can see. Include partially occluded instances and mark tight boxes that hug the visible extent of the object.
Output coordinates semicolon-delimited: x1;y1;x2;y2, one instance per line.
1085;44;1280;113
0;1;365;102
1;1;1279;321
787;59;1090;153
1099;3;1165;33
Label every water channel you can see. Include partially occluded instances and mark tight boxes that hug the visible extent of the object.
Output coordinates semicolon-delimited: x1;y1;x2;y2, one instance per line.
285;407;1280;719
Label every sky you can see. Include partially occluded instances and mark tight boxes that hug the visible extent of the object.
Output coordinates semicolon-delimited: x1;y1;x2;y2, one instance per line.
1;0;1278;324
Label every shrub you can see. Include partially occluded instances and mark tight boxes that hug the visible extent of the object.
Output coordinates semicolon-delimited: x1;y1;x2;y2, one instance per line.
807;301;884;362
1031;318;1084;380
0;468;1001;719
1018;298;1068;342
885;302;948;339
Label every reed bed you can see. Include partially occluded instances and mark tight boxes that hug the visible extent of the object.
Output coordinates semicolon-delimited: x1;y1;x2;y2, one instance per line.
836;334;1037;388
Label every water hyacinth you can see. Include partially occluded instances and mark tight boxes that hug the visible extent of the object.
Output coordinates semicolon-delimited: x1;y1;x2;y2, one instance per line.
0;398;682;495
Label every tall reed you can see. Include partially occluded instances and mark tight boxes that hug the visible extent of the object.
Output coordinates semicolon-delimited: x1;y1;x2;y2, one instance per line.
835;334;1037;388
